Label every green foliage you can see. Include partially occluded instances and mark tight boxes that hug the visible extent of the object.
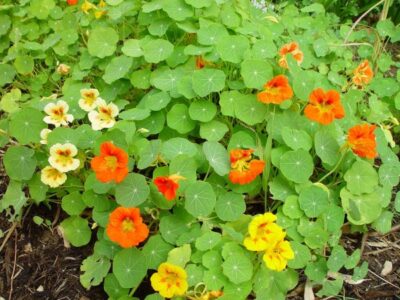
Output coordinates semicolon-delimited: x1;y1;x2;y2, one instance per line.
1;0;399;299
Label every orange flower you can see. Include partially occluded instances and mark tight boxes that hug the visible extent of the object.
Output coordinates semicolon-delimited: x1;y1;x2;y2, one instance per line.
352;60;373;86
304;88;345;125
154;174;185;201
67;0;78;5
278;42;304;68
196;56;207;69
91;142;129;183
106;207;149;248
257;75;293;104
229;149;265;185
347;124;377;159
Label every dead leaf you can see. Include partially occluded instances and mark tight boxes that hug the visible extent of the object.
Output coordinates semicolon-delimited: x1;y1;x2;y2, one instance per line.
56;226;70;248
304;280;315;300
327;271;368;285
381;260;393;276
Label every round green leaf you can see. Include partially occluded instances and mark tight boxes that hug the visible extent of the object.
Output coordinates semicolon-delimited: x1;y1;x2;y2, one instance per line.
197;23;229;45
344;160;378;195
282;195;303;219
282;127;312;151
167;103;195;134
62;192;86;216
122;39;143;57
314;130;340;166
60;216;91;247
279;149;314;183
161;137;197;160
47;127;80;147
222;253;253;284
150;67;182;92
200;120;229;142
185;181;216;217
9;108;44;144
144;90;171;111
3;146;37;181
287;242;311;269
115;173;150;207
103;56;133;84
215;192;245;221
104;274;129;299
14;55;34;75
240;60;273;89
188;100;217;122
142;235;174;270
162;0;193;21
113;248;147;288
88;27;119;58
378;164;400;187
80;254;111;289
0;64;16;86
298;185;330;218
142;39;174;63
216;35;249;63
234;94;267;125
195;231;221;251
202;141;230;176
219;90;240;117
130;69;151;89
192;69;226;97
327;246;346;272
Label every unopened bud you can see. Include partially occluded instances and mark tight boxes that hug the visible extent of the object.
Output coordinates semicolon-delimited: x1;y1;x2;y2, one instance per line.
56;63;70;75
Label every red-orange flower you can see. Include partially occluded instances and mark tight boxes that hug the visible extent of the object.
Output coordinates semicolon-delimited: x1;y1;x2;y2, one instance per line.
257;75;293;104
229;149;265;185
352;60;373;86
106;207;149;248
195;56;207;69
347;124;377;159
154;174;185;200
304;88;345;125
278;42;304;69
67;0;78;5
91;142;129;183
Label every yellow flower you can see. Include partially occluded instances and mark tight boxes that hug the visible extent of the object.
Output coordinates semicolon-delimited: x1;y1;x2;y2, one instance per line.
150;262;188;298
49;143;80;173
40;128;52;145
41;166;67;188
243;212;283;251
94;10;107;19
263;236;294;272
81;0;96;14
88;98;119;131
79;88;100;112
98;0;106;8
43;100;74;127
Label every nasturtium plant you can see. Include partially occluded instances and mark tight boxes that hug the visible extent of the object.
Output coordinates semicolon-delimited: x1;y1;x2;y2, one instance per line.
1;0;399;299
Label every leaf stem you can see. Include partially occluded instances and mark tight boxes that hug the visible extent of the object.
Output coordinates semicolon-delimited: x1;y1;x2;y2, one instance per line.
317;150;348;183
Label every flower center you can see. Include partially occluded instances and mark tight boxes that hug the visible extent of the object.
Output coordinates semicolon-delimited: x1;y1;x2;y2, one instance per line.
51;107;66;120
48;168;63;180
232;158;251;172
121;218;135;232
99;106;114;121
104;155;118;171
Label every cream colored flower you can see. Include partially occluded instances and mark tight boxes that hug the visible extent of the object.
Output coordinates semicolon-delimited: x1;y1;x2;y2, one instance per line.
49;143;80;173
41;166;67;188
79;88;100;112
56;64;70;75
88;99;119;131
43;100;74;127
40;129;52;145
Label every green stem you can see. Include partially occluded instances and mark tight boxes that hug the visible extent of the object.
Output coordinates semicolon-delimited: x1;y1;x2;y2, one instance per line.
262;133;273;212
317;150;348;183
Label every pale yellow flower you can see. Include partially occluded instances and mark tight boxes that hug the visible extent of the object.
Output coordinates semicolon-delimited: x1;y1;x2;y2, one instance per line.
88;98;118;131
79;88;100;112
40;128;52;145
49;143;80;173
41;166;67;188
43;100;74;127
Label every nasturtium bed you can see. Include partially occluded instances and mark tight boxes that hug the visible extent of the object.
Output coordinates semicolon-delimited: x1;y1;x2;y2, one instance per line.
1;0;400;299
